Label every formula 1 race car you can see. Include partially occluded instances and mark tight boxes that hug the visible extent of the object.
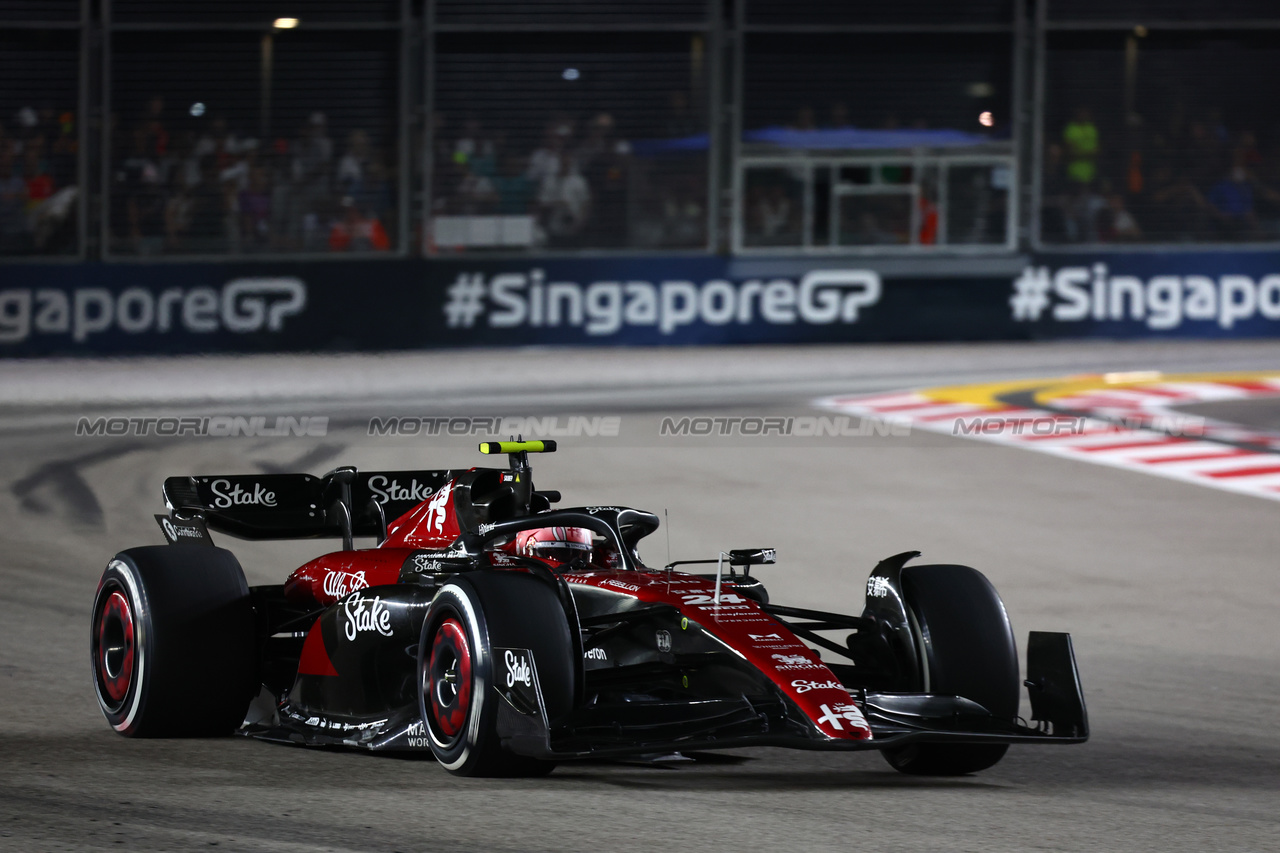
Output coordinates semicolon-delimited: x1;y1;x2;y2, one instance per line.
91;441;1087;776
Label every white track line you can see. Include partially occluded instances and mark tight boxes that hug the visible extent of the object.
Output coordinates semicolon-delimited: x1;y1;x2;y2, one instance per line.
819;379;1280;503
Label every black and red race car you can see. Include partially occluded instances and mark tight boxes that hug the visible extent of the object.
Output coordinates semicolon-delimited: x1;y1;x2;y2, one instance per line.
90;441;1087;776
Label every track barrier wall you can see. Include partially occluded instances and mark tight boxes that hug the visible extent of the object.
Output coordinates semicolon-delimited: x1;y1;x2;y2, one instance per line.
3;252;1280;356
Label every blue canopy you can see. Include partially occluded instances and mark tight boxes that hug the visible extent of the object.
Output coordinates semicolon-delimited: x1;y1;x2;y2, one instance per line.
629;126;996;156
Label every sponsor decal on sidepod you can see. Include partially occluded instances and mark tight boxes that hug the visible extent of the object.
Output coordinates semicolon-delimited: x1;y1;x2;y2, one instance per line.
323;571;369;599
343;595;393;641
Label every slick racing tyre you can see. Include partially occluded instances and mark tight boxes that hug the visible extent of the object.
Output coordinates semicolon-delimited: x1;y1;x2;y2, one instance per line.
882;564;1020;776
418;572;573;777
90;545;257;737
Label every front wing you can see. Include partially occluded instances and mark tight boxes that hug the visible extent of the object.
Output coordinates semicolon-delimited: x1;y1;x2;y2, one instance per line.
495;630;1088;760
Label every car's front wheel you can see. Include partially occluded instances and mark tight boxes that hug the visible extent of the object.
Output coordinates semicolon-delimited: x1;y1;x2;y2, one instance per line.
881;563;1020;776
417;574;566;777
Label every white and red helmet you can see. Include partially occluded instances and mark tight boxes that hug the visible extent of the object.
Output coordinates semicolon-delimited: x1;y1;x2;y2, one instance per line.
514;526;593;565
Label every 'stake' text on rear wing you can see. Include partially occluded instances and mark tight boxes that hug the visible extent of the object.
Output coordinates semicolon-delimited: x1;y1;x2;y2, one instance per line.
161;468;458;544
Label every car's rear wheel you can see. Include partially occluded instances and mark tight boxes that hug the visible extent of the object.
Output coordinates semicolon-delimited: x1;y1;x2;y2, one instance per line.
90;545;257;737
881;563;1020;776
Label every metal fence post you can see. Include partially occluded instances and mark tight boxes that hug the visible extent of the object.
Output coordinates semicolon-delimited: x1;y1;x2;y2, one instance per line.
1030;0;1047;250
730;0;745;254
99;0;112;258
422;0;436;257
397;0;411;255
706;0;723;252
77;0;91;258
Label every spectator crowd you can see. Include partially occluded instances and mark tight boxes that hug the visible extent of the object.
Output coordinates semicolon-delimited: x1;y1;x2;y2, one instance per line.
1043;105;1280;244
109;96;395;255
0;105;79;255
3;93;711;257
429;96;707;251
22;93;1280;255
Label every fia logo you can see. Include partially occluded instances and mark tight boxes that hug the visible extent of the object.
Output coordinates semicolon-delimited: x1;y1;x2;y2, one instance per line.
655;629;672;653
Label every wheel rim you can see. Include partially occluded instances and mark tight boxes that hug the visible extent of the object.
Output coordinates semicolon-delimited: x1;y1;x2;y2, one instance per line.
95;587;135;707
427;617;472;744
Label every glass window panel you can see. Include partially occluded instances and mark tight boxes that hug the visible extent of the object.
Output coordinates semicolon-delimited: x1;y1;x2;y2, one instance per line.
946;164;1009;245
110;1;402;26
747;0;1013;27
742;166;803;248
437;0;709;28
837;192;912;246
1047;0;1275;23
0;0;79;22
743;33;1013;146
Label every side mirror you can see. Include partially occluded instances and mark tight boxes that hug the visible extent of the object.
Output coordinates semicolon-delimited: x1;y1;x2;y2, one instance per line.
729;548;776;567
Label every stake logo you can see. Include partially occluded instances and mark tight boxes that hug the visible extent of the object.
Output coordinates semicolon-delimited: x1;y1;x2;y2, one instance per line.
504;649;533;688
343;595;393;641
210;479;277;508
367;475;434;504
792;679;844;694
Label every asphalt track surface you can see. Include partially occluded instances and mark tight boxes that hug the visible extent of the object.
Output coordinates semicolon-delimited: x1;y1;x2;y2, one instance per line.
2;341;1278;853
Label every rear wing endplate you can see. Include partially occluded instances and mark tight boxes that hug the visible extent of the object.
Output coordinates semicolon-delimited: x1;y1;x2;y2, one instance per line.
162;468;458;543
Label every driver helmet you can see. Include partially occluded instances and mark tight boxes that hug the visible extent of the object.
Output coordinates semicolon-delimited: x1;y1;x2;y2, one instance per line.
514;526;593;565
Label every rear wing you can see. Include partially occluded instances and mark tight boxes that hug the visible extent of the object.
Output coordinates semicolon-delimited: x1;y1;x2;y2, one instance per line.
162;468;458;544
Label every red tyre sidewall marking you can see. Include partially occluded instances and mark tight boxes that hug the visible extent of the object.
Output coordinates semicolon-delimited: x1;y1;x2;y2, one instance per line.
96;588;135;705
429;617;472;740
